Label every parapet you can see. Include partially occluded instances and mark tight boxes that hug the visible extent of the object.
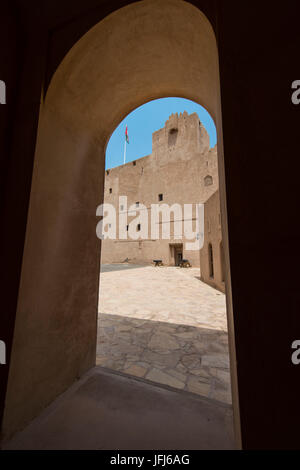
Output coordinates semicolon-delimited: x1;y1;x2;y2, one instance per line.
152;111;210;159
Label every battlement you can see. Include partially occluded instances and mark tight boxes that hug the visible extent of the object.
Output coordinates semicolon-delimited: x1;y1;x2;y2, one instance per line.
152;111;210;165
165;110;194;129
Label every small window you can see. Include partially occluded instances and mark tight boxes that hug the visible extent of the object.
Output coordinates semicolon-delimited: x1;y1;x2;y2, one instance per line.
204;175;213;187
158;194;163;201
126;225;129;231
108;223;112;228
136;202;139;207
133;161;136;166
106;170;110;176
120;205;124;211
109;188;112;194
137;224;141;231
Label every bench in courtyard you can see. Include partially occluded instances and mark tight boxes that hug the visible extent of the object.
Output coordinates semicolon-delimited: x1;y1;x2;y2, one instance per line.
179;259;191;268
153;259;163;267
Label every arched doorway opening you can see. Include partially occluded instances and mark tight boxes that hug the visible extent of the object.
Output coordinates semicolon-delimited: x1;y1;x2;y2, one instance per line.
2;0;239;446
97;97;231;404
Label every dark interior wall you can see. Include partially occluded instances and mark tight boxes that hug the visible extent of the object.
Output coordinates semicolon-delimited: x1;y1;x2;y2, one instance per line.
216;2;300;448
0;3;27;441
0;0;299;449
0;3;15;440
0;2;54;441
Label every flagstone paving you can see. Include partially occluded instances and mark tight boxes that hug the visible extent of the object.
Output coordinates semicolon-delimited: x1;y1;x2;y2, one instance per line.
97;265;231;404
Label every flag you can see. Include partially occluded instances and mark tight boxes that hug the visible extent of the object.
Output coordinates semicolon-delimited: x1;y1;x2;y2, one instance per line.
125;125;129;144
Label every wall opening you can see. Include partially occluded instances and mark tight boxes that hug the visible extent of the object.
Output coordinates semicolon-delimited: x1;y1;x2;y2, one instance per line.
168;128;178;147
97;97;232;424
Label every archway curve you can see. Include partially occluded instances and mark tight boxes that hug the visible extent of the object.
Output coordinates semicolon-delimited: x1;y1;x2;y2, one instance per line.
45;0;220;146
3;0;239;444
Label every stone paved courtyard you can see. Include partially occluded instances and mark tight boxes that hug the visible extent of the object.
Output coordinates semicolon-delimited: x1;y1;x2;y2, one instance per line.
97;265;231;404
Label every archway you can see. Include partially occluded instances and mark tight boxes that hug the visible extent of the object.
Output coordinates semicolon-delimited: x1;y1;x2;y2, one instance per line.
97;97;231;402
2;0;239;445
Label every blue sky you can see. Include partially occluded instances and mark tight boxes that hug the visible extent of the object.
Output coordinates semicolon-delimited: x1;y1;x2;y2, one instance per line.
105;97;216;169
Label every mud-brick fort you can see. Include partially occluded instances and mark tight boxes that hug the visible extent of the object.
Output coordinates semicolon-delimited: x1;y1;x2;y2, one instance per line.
101;111;225;292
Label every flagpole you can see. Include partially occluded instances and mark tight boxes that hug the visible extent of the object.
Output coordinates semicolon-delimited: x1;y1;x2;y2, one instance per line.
123;138;127;165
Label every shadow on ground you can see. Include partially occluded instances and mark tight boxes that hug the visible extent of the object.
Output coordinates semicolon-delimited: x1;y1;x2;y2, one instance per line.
100;263;148;273
97;313;231;405
4;367;235;450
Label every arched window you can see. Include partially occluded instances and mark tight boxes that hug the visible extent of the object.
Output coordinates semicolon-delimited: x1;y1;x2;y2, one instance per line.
168;128;178;147
208;243;214;279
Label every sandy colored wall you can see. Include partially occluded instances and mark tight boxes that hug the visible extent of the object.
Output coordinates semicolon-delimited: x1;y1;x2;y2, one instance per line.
200;190;225;292
2;105;104;438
